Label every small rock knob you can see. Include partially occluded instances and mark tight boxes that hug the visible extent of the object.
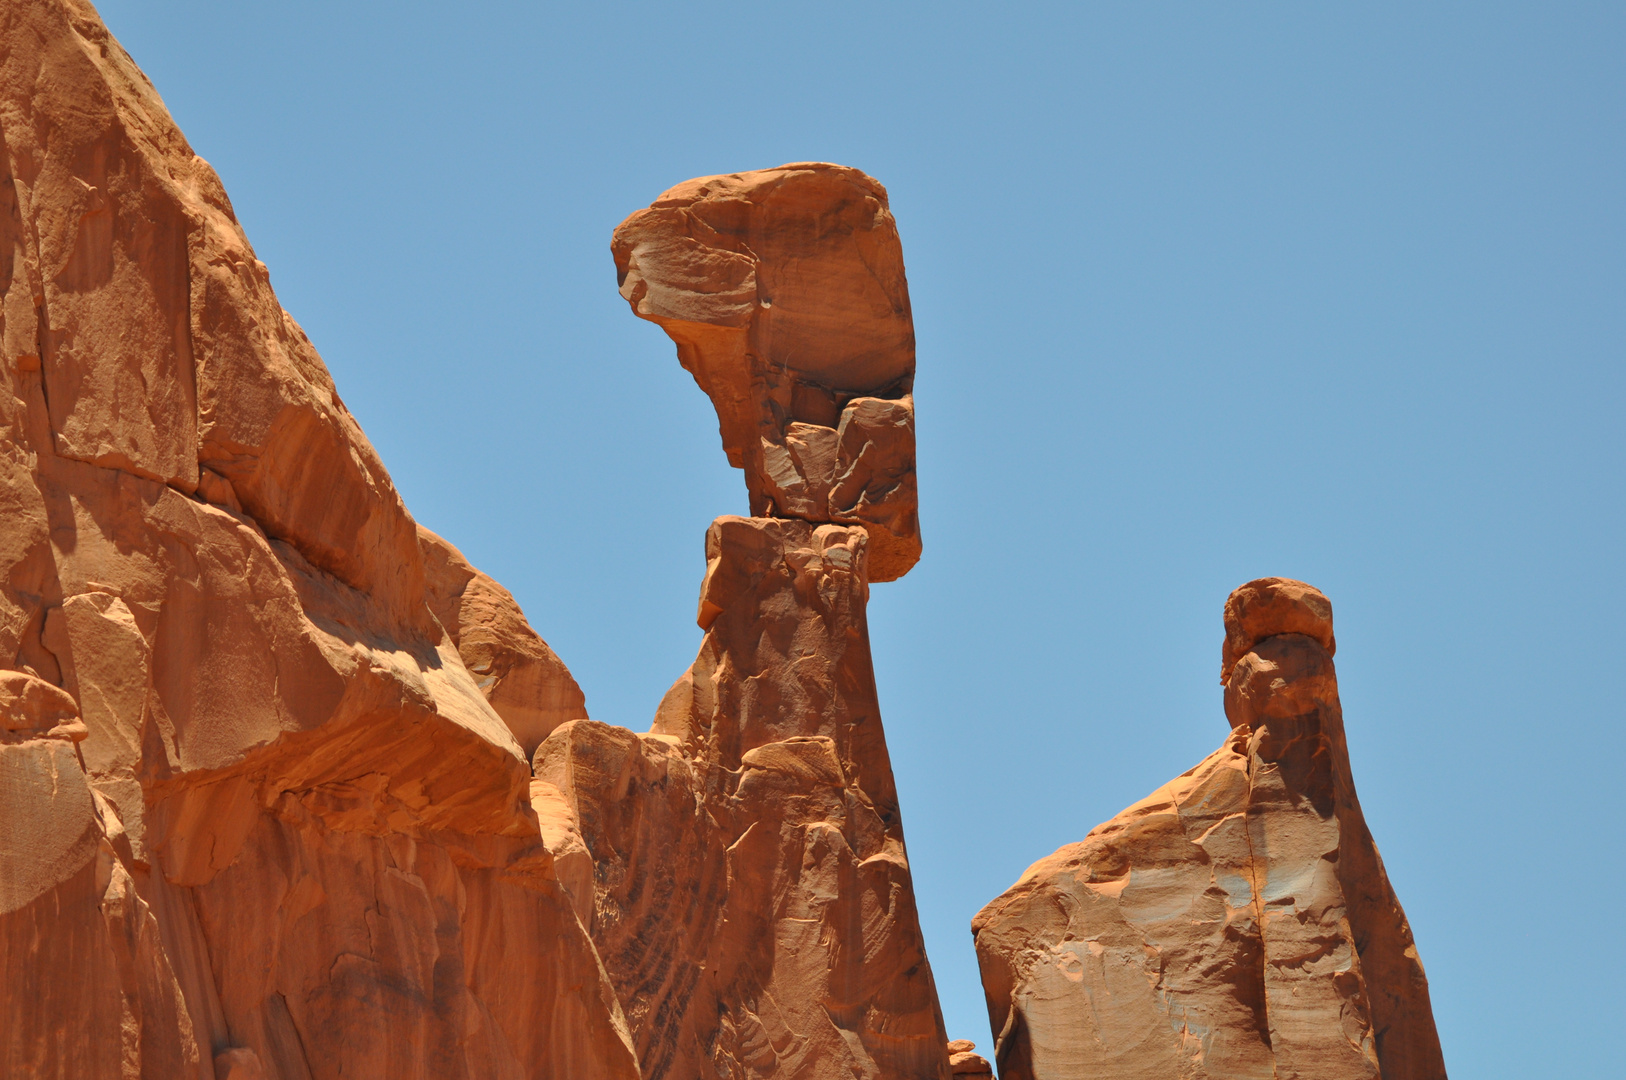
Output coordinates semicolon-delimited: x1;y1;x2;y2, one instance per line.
1220;577;1335;685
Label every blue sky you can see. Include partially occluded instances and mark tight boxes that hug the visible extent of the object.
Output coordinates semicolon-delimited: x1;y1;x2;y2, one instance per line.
96;3;1623;1073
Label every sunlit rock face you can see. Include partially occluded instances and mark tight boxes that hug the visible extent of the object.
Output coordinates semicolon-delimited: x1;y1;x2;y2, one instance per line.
971;578;1448;1080
612;163;920;582
539;517;948;1080
0;2;633;1076
0;3;955;1075
534;169;953;1079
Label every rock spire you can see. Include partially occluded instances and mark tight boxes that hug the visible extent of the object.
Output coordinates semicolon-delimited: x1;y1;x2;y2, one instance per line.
527;165;952;1078
971;578;1447;1079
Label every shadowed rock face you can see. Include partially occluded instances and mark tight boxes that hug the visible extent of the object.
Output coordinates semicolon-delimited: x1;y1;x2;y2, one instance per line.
613;164;920;581
0;2;634;1076
971;578;1447;1080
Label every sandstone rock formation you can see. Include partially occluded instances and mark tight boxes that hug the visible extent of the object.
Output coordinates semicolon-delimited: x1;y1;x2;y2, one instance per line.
0;4;960;1075
948;1040;995;1078
4;6;1453;1080
538;519;944;1079
612;164;920;581
972;578;1447;1080
522;171;952;1078
419;525;587;759
0;2;635;1076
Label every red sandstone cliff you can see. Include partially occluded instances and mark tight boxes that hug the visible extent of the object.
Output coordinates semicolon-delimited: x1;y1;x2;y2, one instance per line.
0;4;952;1077
0;1;633;1075
1;5;1454;1079
972;578;1447;1080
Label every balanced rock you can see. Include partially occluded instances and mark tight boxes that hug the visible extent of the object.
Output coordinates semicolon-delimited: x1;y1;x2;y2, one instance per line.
612;164;920;580
972;578;1447;1080
0;2;635;1076
537;169;949;1079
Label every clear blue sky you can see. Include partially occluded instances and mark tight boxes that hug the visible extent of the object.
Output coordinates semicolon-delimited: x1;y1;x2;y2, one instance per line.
96;3;1622;1074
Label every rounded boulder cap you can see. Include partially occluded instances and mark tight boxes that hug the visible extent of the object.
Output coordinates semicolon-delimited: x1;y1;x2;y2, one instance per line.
1220;577;1335;684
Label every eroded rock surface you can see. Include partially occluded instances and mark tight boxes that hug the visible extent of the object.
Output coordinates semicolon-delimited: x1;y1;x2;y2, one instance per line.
3;4;954;1077
612;164;920;581
0;2;634;1076
947;1040;995;1078
540;517;950;1080
419;525;587;758
972;578;1447;1080
543;167;950;1078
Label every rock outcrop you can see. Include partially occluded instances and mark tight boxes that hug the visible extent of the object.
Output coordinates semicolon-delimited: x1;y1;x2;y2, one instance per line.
528;170;951;1078
538;519;944;1079
3;4;1454;1078
419;526;588;759
0;2;635;1076
971;578;1447;1080
612;164;920;581
947;1040;995;1078
0;4;958;1076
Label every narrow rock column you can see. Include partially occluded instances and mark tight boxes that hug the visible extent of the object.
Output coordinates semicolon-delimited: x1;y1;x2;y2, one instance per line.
538;518;946;1079
534;165;951;1079
971;578;1447;1080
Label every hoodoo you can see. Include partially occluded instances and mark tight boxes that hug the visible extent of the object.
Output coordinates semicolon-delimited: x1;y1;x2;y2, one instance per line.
971;578;1447;1080
531;164;951;1079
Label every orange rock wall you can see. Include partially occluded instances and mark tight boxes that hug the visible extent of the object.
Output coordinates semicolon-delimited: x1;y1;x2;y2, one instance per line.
1;5;1452;1080
2;5;952;1079
0;2;634;1076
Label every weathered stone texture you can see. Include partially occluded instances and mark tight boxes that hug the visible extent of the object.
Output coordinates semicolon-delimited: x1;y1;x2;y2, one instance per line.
613;164;920;581
972;578;1447;1080
0;5;953;1076
538;517;950;1080
0;2;635;1076
419;525;588;759
584;160;955;1078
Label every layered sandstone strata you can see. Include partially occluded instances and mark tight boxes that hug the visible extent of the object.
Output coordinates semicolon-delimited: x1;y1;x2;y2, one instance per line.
533;170;952;1078
0;3;957;1076
0;2;631;1076
972;578;1447;1080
